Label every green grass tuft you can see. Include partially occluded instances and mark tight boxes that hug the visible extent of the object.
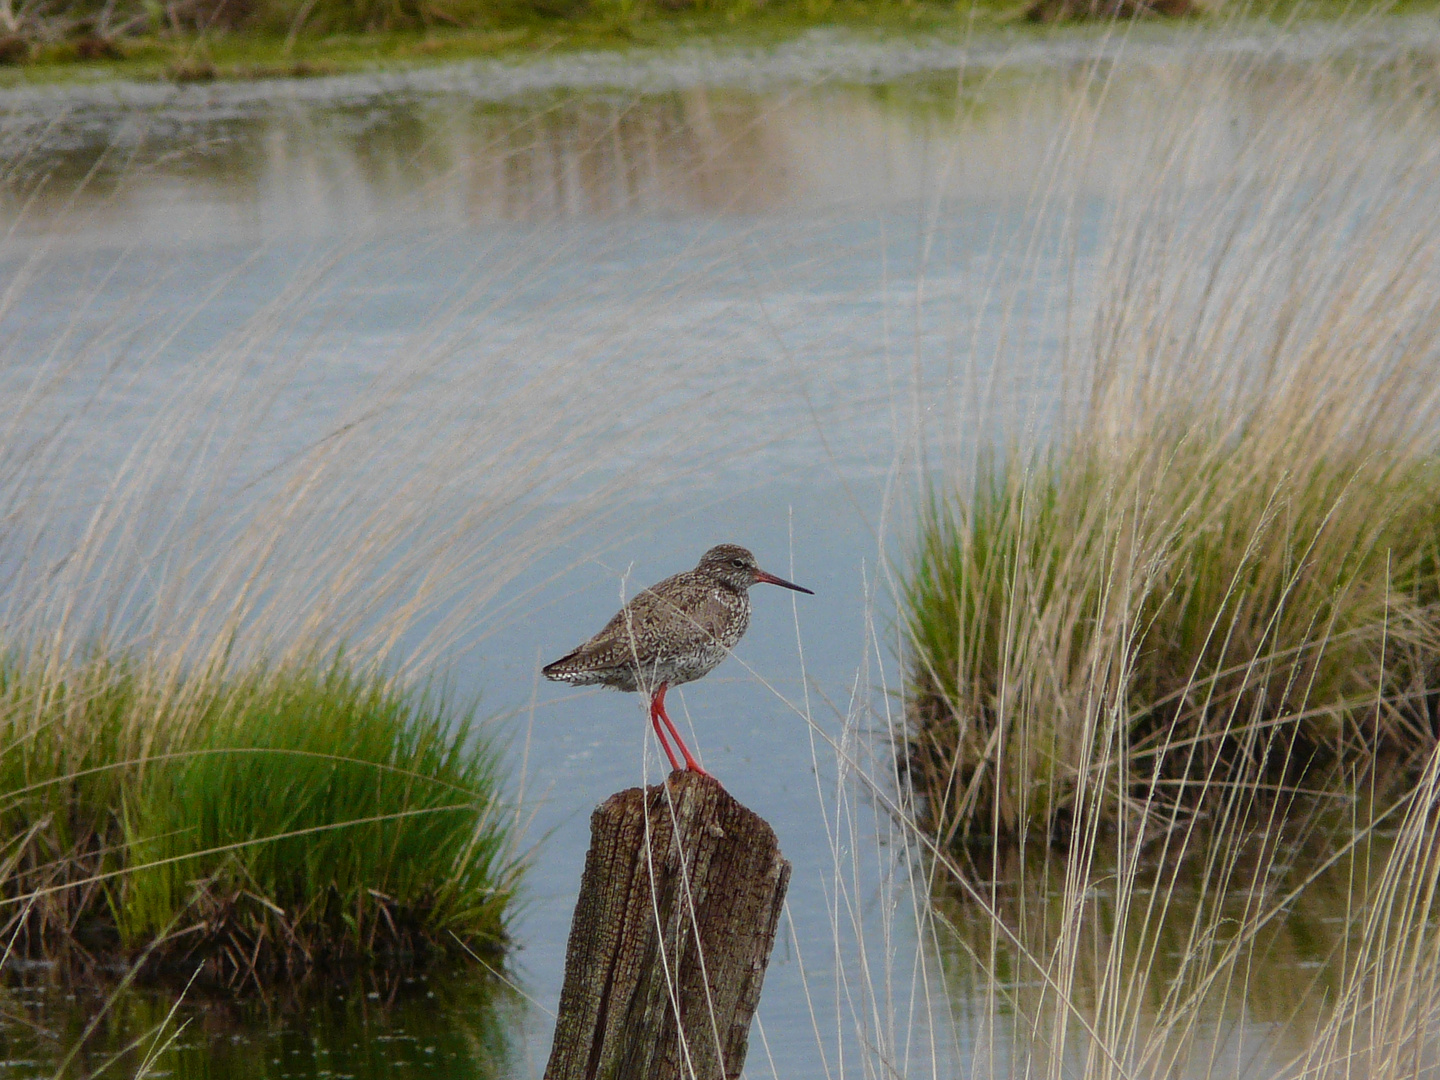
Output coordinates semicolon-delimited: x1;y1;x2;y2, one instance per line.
0;652;517;981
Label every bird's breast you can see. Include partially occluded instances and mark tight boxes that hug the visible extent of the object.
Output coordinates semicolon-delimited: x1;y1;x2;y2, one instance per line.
717;593;750;650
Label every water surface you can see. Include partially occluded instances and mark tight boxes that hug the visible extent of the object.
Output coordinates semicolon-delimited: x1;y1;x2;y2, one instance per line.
2;22;1439;1078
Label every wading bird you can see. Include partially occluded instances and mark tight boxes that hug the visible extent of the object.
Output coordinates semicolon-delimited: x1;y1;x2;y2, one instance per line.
542;544;813;775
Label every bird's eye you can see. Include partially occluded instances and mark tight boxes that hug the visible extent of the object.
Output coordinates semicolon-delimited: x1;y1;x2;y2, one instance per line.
731;558;745;567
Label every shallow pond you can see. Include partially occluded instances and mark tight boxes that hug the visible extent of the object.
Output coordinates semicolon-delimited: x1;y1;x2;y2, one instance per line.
2;20;1440;1079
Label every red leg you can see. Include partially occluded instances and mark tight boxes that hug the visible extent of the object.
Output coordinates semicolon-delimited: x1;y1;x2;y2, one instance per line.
649;692;683;772
652;684;710;776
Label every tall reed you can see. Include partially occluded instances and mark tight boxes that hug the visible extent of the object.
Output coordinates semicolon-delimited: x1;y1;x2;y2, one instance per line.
0;127;758;977
902;37;1440;847
773;31;1440;1080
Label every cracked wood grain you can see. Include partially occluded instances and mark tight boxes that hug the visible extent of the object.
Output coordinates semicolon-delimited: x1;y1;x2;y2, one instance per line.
544;771;791;1080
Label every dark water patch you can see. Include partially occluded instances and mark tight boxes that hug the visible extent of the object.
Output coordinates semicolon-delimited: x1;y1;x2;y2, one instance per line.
0;962;521;1079
931;801;1440;1076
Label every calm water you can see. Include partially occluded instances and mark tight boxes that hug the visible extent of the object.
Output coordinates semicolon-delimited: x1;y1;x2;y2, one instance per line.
2;21;1439;1078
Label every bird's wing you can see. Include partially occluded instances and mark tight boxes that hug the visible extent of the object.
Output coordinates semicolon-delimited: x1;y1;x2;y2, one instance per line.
581;580;725;661
646;585;732;659
544;600;653;673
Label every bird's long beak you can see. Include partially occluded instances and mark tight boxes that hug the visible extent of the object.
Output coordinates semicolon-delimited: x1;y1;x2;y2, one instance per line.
753;568;815;595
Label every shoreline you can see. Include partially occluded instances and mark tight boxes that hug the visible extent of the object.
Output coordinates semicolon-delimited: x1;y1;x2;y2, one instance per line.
0;9;1436;103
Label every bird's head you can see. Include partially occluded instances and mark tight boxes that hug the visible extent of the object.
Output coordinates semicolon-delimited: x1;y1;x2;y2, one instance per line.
697;544;814;595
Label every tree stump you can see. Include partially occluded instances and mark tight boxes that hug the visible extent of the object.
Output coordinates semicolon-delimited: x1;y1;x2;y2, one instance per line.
544;771;791;1080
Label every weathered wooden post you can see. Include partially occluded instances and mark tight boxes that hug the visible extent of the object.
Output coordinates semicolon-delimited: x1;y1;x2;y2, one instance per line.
544;770;791;1080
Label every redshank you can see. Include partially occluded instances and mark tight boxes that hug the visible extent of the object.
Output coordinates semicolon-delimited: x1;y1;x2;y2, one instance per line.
542;544;813;775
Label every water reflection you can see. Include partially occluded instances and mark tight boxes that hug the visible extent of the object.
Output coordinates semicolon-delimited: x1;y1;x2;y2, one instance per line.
933;811;1440;1078
7;59;1436;244
0;963;520;1079
1;89;843;236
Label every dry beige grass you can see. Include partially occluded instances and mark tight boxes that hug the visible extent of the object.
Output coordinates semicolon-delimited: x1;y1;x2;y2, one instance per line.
0;172;764;981
904;42;1440;848
869;38;1440;1080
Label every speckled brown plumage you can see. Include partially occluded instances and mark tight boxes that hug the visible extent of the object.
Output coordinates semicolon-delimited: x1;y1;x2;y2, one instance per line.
543;544;813;775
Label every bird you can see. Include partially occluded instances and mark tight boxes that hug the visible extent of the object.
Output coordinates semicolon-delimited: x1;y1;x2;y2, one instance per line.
542;544;814;776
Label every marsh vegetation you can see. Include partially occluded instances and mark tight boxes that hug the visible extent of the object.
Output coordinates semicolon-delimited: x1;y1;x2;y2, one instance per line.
903;39;1440;849
888;31;1440;1080
1;655;514;981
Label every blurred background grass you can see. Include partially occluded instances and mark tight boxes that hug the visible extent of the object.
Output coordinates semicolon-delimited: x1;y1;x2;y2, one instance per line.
6;0;1435;84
